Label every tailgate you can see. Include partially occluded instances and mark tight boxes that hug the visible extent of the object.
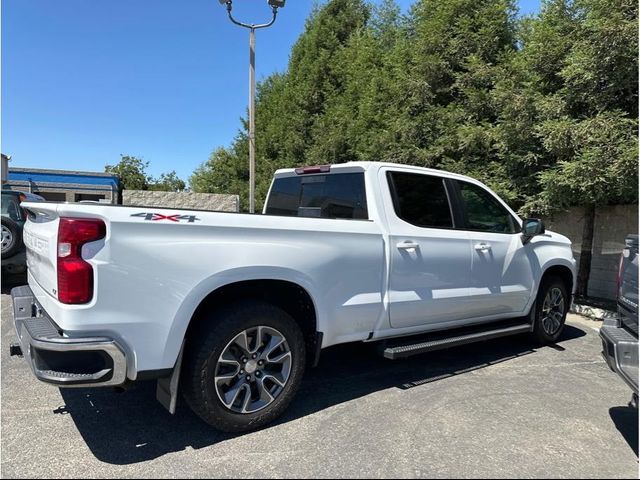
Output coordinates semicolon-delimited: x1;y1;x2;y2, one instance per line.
22;203;60;299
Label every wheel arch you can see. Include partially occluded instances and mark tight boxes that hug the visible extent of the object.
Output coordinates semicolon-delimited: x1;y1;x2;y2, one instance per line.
541;264;575;296
523;261;576;321
167;276;321;371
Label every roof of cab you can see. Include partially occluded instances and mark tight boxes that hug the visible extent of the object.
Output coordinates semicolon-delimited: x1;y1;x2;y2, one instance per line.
273;161;478;184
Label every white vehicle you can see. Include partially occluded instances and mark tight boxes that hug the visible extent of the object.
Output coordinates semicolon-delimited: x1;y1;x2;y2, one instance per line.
10;162;576;432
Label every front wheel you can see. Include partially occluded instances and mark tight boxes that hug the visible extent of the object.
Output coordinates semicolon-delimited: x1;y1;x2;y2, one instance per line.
531;277;569;344
182;301;306;432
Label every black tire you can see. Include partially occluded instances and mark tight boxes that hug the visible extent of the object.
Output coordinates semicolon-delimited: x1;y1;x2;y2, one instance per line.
182;301;306;432
1;217;22;259
531;276;569;344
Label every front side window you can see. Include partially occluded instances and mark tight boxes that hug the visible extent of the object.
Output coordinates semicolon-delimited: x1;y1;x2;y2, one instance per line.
265;172;368;220
458;181;519;234
387;171;453;229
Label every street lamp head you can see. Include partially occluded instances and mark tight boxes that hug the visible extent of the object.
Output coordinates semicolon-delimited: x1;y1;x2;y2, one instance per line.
216;0;285;214
218;0;284;7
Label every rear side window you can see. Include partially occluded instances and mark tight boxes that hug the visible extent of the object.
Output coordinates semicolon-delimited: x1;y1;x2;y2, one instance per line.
458;181;519;234
1;194;21;221
265;172;368;220
387;171;453;229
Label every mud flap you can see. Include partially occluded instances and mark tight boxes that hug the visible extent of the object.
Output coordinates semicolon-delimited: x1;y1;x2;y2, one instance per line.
156;342;184;414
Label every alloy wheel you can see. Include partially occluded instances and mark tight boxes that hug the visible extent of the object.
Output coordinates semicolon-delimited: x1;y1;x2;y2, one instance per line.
1;225;13;252
214;326;292;414
541;287;565;336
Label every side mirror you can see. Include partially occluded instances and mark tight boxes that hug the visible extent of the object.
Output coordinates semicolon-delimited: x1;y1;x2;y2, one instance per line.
522;218;545;244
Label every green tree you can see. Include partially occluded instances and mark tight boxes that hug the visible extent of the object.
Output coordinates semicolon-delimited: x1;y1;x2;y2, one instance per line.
190;146;250;204
190;0;638;300
283;0;370;164
149;171;187;192
488;0;581;208
392;0;519;201
191;0;372;210
560;0;638;118
524;0;639;295
536;112;638;296
306;0;406;165
105;155;150;190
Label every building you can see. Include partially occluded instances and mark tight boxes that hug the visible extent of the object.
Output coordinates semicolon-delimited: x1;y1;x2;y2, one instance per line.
1;154;9;184
4;167;120;204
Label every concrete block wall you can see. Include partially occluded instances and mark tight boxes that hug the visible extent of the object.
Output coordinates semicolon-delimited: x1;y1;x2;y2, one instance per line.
544;205;638;300
122;190;239;213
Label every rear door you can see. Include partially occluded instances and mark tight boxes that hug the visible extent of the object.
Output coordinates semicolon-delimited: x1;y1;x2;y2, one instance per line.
383;168;473;328
452;180;533;318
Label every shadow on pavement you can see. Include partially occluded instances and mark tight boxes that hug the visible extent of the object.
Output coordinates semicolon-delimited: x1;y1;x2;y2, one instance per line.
609;405;639;457
1;272;27;294
57;325;586;465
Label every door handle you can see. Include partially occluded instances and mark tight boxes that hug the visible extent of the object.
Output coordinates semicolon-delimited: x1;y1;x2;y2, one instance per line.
397;241;419;250
474;243;492;252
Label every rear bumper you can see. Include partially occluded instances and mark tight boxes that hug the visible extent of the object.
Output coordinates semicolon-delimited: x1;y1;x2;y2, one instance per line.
10;285;127;388
600;322;638;393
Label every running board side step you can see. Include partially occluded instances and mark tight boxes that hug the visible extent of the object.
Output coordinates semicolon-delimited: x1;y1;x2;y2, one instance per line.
383;323;532;360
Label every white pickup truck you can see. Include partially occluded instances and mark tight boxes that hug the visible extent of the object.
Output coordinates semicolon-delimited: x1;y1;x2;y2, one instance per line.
10;161;576;432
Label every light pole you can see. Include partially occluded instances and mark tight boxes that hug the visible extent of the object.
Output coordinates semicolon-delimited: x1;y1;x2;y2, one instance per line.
218;0;285;213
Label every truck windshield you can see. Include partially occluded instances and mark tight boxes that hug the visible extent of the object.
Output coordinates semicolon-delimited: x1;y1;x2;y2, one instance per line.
265;172;368;220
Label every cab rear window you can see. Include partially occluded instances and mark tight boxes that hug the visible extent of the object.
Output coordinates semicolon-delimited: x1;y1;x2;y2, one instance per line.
265;173;368;220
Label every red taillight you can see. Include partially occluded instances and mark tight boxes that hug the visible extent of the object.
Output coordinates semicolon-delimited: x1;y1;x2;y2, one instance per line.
57;218;106;304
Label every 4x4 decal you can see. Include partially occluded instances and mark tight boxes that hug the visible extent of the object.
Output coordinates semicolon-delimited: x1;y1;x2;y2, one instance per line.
131;212;201;223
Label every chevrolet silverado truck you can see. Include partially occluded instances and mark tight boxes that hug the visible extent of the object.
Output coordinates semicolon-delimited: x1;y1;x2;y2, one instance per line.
600;234;638;408
10;162;576;432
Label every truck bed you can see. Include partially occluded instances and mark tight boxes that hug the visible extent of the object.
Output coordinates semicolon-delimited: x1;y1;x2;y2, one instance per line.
21;200;386;376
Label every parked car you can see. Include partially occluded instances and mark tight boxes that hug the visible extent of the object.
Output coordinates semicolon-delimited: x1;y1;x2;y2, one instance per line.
600;234;638;408
1;190;44;273
9;162;576;432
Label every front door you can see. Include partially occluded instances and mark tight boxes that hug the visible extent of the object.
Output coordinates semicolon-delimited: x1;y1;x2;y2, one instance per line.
455;180;534;318
383;169;473;329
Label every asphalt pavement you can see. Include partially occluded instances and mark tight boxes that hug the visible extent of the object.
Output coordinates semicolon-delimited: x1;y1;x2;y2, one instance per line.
1;276;637;478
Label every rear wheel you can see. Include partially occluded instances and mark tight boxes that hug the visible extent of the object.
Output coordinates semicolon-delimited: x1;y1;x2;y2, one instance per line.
1;217;21;259
182;301;306;432
531;276;569;344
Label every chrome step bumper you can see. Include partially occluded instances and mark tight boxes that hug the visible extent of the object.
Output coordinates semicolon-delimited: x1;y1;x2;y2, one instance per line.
10;285;127;388
600;323;638;393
